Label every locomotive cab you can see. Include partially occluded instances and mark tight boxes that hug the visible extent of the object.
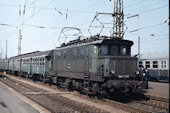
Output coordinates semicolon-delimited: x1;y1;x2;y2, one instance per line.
97;38;137;79
94;38;139;93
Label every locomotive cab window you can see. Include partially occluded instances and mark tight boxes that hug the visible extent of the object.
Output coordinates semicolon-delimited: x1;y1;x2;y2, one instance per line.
99;44;130;56
120;46;128;56
111;45;118;55
99;45;109;55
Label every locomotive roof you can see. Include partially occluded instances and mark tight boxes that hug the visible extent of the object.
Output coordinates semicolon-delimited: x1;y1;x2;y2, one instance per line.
55;37;133;50
8;50;53;60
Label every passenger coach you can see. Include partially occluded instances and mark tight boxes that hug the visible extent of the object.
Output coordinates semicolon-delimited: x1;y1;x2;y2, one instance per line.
138;52;169;82
0;50;53;81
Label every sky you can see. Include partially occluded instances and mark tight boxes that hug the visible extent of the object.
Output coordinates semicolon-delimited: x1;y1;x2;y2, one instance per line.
0;0;169;58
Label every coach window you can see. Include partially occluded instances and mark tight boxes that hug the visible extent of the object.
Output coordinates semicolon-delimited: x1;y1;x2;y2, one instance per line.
161;61;166;69
38;58;40;65
153;61;158;68
37;58;39;65
57;51;61;58
61;51;63;58
41;58;44;65
145;61;150;68
67;50;72;58
63;50;66;58
36;59;38;65
32;59;34;65
34;59;36;65
40;58;42;65
77;49;80;57
27;59;29;65
41;57;44;61
139;61;143;68
72;49;76;58
80;48;85;57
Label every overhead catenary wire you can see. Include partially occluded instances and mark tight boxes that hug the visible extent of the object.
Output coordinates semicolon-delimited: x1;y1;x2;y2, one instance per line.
23;0;55;24
20;1;105;41
132;4;168;15
0;3;97;14
23;24;63;29
0;23;18;28
13;6;169;53
0;0;168;57
125;0;166;12
124;0;145;9
129;21;168;33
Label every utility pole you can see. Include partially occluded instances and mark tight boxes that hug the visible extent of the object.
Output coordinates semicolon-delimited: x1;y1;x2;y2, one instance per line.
18;29;22;55
112;0;124;38
5;40;7;59
138;36;140;55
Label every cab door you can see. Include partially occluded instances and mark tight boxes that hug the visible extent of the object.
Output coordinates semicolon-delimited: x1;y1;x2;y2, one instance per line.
85;46;89;77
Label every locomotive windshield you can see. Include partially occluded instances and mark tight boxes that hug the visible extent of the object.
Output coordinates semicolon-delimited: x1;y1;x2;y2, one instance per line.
99;44;130;56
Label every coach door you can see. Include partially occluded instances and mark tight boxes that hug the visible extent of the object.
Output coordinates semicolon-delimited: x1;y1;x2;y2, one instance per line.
20;59;22;73
30;58;32;75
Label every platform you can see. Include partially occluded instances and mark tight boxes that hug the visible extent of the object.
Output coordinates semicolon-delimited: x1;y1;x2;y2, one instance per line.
142;81;169;98
0;81;40;113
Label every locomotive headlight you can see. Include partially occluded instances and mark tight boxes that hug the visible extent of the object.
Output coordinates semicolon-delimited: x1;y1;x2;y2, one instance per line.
136;71;139;74
110;70;115;75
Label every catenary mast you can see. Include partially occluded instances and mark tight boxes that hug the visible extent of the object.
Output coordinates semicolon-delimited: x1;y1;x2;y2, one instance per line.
112;0;124;39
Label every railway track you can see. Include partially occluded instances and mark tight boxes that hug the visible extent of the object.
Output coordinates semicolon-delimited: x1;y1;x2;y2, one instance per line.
0;75;104;113
106;93;169;113
0;74;169;113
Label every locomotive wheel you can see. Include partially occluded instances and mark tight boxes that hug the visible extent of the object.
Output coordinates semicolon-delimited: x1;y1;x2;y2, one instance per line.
65;79;72;91
92;83;99;95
